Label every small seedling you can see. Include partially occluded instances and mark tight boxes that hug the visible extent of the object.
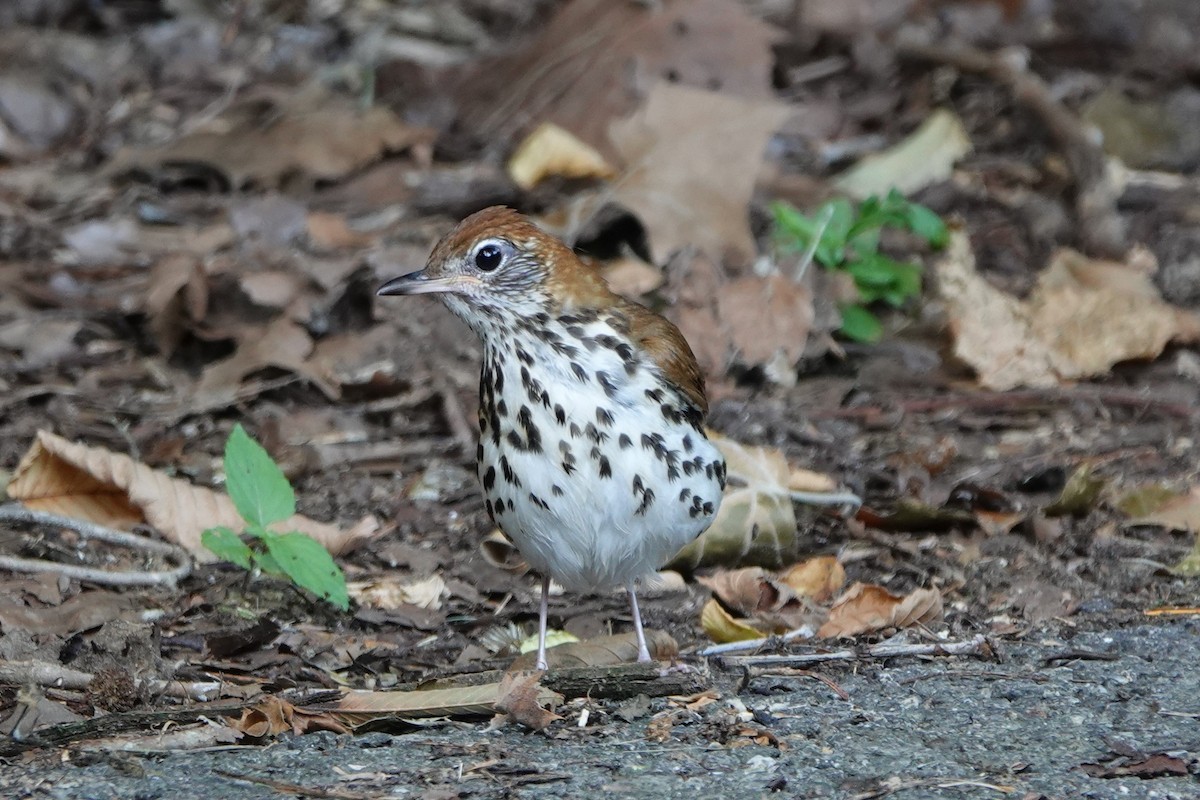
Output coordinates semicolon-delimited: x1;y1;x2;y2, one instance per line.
202;424;349;610
772;189;948;342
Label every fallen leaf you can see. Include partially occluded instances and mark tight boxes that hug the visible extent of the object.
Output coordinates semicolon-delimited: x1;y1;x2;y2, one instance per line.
715;274;815;365
668;433;798;571
700;598;771;643
818;582;943;638
347;574;446;611
697;566;816;638
508;631;679;670
306;211;374;251
143;254;208;357
601;253;664;298
1128;485;1200;531
604;82;790;266
321;683;557;723
494;671;562;731
195;318;339;405
453;0;781;158
5;430;379;561
1044;464;1106;517
507;122;615;189
1079;753;1190;779
936;231;1200;390
835;108;972;199
106;87;432;189
0;318;81;368
780;556;846;602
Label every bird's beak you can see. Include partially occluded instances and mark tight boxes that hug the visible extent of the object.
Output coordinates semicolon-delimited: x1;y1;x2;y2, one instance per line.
377;270;477;296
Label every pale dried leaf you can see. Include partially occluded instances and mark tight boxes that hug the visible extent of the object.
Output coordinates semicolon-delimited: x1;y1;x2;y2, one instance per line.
606;83;790;266
1131;486;1200;532
195;317;339;405
936;232;1200;390
602;254;663;298
239;271;301;309
507;122;615;189
508;631;679;670
818;582;943;638
318;682;560;721
347;574;446;611
306;211;374;251
144;254;208;357
780;556;846;602
5;430;380;561
835;109;972;199
0;318;81;367
700;597;771;643
668;433;796;571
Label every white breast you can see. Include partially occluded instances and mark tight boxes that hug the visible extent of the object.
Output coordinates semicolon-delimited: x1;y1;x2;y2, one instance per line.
477;316;724;591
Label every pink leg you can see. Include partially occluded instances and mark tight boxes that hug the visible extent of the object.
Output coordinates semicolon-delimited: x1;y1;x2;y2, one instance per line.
535;574;550;671
627;582;652;663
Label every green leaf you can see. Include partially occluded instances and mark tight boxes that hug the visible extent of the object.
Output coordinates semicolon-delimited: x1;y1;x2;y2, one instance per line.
201;526;254;570
904;203;949;247
224;423;295;528
263;532;349;610
838;303;884;343
845;255;905;289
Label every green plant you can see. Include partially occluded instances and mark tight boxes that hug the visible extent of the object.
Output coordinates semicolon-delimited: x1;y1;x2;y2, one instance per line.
201;424;349;610
772;189;949;342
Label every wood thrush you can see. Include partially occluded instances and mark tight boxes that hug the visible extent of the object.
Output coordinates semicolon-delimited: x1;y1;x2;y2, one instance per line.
378;207;726;669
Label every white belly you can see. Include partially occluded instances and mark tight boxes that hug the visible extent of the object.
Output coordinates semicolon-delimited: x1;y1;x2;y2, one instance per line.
477;326;724;592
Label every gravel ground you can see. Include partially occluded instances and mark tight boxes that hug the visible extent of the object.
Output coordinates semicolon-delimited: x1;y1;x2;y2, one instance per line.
6;620;1198;800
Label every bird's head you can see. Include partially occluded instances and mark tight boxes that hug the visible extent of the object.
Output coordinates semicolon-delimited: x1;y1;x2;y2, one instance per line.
377;207;611;330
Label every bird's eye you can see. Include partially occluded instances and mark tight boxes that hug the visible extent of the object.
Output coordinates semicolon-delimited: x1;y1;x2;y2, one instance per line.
474;243;503;272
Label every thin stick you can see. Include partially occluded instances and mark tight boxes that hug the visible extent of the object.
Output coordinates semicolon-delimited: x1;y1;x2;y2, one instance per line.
0;659;222;702
716;634;990;668
0;504;192;588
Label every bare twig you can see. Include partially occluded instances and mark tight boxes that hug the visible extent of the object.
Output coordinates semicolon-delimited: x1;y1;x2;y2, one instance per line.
896;40;1126;256
0;504;192;588
0;659;222;702
715;634;990;669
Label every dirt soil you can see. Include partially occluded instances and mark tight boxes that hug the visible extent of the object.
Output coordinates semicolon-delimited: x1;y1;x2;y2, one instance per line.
1;0;1200;797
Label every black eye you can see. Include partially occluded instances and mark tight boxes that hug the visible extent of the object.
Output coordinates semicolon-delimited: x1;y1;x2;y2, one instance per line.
475;243;503;272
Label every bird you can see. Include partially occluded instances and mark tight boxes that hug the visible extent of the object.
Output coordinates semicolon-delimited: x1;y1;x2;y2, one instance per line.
378;207;725;670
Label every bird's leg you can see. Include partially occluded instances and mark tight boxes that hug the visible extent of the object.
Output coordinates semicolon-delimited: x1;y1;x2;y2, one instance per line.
626;581;652;663
535;574;550;671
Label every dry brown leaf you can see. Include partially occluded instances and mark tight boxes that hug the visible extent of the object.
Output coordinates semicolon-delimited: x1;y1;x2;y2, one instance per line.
781;556;846;602
494;671;562;731
669;433;799;571
700;598;770;643
507;122;615;189
106;87;431;189
818;582;943;639
1130;486;1200;532
0;318;81;368
453;0;780;158
227;695;292;739
508;631;679;670
697;566;816;637
834;109;972;199
315;681;564;725
937;231;1200;390
238;271;301;309
601;253;664;298
5;430;380;561
715;274;815;365
144;254;208;357
306;211;374;251
195;317;339;405
605;82;790;266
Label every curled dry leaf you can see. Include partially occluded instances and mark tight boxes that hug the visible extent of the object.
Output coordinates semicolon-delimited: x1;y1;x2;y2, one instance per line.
494;671;562;731
817;582;943;639
781;555;846;602
937;231;1200;390
835;108;972;199
195;317;340;406
507;122;615;189
670;433;831;571
144;254;208;357
347;574;446;611
316;681;561;724
5;430;380;562
700;598;771;644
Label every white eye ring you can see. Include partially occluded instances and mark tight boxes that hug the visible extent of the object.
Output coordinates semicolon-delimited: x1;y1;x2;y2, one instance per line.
473;239;506;272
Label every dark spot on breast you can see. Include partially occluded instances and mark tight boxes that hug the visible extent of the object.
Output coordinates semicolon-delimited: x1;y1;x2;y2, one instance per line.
552;484;564;497
496;399;508;418
569;422;582;439
645;388;664;403
596;407;614;427
516;348;533;365
483;465;496;490
584;423;609;444
571;362;587;382
499;456;521;488
635;488;656;516
485;498;495;519
581;337;598;352
702;501;714;515
529;492;550;511
682;434;694;453
555;404;566;425
476;442;484;462
597;371;618;398
598;455;612;479
633;475;644;494
567;325;585;338
507;498;516;512
679;487;691;501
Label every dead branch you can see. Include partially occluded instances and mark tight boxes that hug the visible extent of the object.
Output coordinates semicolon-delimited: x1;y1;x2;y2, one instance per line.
715;634;991;669
0;659;222;702
896;40;1126;257
0;504;192;588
